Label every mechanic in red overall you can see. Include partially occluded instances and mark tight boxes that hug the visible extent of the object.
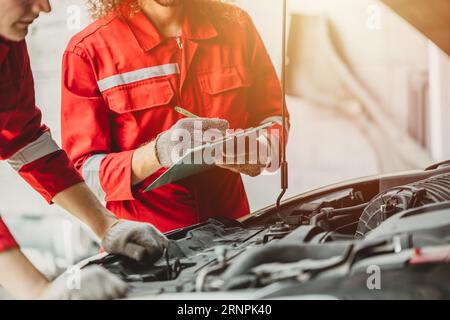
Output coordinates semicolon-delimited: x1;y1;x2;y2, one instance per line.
0;0;168;299
61;0;290;233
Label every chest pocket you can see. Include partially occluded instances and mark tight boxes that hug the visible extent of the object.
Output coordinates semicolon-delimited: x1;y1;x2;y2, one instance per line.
198;66;251;95
103;79;175;114
198;66;252;127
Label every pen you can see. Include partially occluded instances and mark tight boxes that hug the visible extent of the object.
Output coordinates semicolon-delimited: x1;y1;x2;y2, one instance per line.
174;106;200;118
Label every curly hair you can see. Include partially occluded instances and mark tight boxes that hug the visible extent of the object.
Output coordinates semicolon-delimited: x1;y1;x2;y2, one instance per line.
86;0;139;19
86;0;244;22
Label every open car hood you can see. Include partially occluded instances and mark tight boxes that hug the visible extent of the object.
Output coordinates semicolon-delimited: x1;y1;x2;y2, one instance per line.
80;161;450;299
381;0;450;55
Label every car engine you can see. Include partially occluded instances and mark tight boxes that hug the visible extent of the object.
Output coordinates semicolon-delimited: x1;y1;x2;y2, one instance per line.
83;164;450;299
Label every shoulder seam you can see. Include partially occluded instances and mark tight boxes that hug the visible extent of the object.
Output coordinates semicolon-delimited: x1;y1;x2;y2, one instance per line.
64;48;89;60
67;14;117;51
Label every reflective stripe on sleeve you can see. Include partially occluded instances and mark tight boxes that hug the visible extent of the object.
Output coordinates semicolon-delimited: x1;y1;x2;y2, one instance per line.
82;154;107;201
7;131;60;171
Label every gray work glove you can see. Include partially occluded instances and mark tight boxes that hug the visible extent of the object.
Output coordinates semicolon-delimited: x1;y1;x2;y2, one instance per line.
156;117;229;167
44;265;128;300
215;133;271;177
101;220;169;263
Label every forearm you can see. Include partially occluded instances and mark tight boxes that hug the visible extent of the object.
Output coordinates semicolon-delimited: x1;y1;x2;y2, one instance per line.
131;140;162;185
0;248;49;299
52;183;117;239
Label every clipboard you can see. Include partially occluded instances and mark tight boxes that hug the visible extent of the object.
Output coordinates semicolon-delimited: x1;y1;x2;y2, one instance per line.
144;122;273;192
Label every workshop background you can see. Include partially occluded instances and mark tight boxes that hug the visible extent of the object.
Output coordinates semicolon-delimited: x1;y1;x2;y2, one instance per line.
0;0;449;278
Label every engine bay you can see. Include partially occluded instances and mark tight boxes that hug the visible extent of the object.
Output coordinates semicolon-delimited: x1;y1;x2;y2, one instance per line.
83;163;450;299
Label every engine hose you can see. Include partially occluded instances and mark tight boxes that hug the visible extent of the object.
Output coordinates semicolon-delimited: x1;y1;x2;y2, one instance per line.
356;173;450;238
311;203;368;225
221;243;349;281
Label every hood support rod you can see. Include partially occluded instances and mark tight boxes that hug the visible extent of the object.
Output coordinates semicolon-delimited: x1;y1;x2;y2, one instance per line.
276;0;288;210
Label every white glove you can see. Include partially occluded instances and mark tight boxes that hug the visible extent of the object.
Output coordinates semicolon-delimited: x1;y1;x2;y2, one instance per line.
215;133;272;177
156;117;229;167
101;220;169;262
43;265;128;300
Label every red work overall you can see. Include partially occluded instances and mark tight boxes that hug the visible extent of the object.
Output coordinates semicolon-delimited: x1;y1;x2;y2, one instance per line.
61;3;289;232
0;39;83;253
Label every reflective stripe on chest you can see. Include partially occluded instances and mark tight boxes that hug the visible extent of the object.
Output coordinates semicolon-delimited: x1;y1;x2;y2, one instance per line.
97;63;180;92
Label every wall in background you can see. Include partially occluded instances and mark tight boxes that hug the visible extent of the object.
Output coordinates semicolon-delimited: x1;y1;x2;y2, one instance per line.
243;0;430;137
429;43;450;161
